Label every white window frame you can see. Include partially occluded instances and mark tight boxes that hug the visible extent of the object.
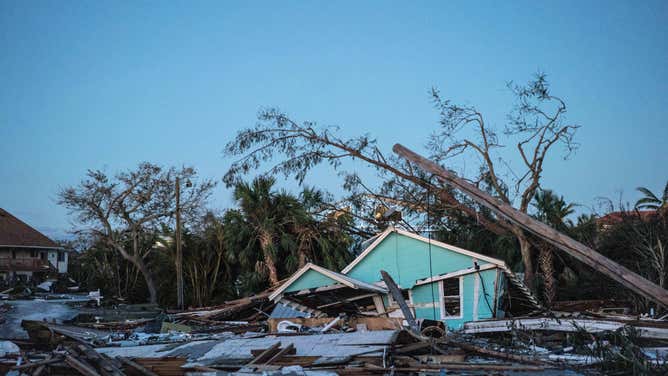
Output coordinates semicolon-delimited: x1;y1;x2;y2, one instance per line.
439;276;463;319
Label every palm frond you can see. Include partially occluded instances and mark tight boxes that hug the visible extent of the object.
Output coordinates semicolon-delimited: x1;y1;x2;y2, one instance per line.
636;187;659;201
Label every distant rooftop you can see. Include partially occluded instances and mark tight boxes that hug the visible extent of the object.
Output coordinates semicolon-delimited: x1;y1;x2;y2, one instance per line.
0;208;60;249
597;210;657;226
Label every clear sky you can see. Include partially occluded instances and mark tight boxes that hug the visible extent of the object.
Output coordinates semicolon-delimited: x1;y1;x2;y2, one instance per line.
1;1;666;239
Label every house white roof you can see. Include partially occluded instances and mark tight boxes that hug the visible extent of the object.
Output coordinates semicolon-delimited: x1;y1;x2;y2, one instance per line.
268;263;388;301
341;226;507;274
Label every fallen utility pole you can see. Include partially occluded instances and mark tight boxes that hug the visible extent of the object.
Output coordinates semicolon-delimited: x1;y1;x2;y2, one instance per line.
381;270;420;332
393;143;668;307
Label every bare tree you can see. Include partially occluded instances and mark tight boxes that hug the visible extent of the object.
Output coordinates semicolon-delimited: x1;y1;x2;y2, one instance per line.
224;74;578;288
429;73;579;284
223;110;509;237
59;163;214;304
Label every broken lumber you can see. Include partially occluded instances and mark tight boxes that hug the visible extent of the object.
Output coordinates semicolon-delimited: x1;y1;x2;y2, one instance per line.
75;344;125;376
264;344;295;365
32;364;47;376
247;342;281;365
463;317;668;339
446;340;551;366
393;143;668;307
339;363;545;373
11;356;61;371
65;354;102;376
116;357;159;376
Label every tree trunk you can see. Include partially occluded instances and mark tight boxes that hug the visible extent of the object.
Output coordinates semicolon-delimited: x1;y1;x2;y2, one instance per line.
259;231;279;286
131;255;157;304
539;243;556;305
298;246;308;268
515;228;535;288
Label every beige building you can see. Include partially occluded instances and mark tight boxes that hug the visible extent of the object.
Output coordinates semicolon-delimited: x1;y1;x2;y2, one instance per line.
0;208;68;282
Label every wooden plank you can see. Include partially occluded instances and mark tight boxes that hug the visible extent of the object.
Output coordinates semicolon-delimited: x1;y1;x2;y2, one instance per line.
447;340;550;365
116;357;159;376
32;364;47;376
393;143;668;307
381;270;418;332
264;344;295;365
393;342;431;354
339;364;545;373
462;317;668;339
247;342;281;365
65;354;102;376
251;346;296;357
12;356;61;371
75;344;125;376
133;357;186;376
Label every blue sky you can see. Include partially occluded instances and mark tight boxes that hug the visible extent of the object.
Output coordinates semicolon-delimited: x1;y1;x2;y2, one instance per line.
1;1;666;238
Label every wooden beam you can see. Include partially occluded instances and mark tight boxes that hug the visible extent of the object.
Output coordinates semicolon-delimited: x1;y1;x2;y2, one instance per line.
462;317;668;339
65;355;101;376
393;143;668;307
372;295;387;315
446;340;550;366
380;270;419;332
247;342;281;365
116;357;159;376
264;343;296;365
12;357;61;371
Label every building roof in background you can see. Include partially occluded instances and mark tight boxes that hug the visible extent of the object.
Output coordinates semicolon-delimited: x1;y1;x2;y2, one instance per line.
597;210;657;226
0;208;61;249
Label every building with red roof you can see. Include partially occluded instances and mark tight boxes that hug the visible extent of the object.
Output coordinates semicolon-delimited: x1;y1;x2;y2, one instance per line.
0;208;68;283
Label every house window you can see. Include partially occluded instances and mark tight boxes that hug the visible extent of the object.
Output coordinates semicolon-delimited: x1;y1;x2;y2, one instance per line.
31;250;38;258
12;250;16;259
40;252;46;260
440;277;462;318
57;251;65;262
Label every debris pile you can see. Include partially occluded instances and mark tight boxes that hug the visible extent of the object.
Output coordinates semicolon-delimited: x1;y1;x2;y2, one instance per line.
2;273;668;374
2;292;668;375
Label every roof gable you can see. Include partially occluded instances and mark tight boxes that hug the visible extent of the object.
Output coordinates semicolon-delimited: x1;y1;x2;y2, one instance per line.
269;263;387;301
0;208;60;249
341;228;506;288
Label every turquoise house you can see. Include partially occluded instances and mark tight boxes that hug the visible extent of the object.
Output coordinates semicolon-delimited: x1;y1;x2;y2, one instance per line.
269;227;515;330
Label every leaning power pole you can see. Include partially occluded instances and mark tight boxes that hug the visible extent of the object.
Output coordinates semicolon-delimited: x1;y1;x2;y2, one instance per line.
392;143;668;308
175;177;184;310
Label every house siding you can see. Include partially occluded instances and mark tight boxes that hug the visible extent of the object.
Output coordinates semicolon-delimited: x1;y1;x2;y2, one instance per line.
346;232;493;288
272;230;508;331
409;268;499;329
283;269;339;293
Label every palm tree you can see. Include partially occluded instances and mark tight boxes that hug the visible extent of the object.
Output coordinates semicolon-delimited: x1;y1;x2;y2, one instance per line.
291;187;354;270
233;177;299;286
532;189;576;304
533;190;575;231
635;181;668;216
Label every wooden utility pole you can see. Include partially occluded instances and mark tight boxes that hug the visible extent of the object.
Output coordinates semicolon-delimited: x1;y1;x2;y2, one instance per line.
392;143;668;307
175;177;184;310
380;270;419;333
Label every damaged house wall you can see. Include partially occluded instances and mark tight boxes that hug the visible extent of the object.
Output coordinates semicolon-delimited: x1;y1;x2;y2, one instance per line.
282;269;341;294
410;268;501;329
272;227;510;330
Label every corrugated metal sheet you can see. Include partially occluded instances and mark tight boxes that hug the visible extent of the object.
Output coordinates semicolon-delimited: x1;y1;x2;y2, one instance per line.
97;330;400;366
269;303;311;319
